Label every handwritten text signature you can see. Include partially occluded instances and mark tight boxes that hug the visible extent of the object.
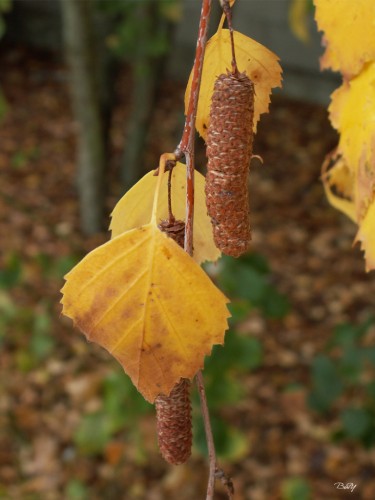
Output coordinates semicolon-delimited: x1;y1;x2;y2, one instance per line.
334;482;357;493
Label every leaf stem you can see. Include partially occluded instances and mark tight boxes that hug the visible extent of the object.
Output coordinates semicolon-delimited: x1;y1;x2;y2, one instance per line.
167;167;175;223
151;153;176;226
222;0;238;75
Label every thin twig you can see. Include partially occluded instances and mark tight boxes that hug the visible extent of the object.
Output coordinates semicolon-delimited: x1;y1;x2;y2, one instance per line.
215;467;235;499
177;0;212;256
174;1;219;499
196;371;217;500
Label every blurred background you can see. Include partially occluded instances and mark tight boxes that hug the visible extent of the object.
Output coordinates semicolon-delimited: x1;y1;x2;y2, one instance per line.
1;1;375;499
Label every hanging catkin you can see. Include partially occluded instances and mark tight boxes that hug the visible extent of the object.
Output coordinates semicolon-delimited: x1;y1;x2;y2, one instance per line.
155;218;192;465
205;71;255;257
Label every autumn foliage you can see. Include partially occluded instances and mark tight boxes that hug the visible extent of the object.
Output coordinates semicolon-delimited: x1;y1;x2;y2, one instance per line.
315;0;375;271
61;1;282;472
61;10;281;403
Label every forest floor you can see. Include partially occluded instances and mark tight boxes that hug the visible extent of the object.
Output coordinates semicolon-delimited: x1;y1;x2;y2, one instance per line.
1;46;375;500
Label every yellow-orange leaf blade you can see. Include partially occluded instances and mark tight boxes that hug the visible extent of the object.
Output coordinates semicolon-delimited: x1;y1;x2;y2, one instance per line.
314;0;375;77
110;162;221;264
322;154;356;222
61;224;230;402
355;200;375;272
329;62;375;219
185;29;282;139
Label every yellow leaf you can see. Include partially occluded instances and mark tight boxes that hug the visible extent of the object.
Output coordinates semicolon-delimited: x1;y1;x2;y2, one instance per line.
322;154;356;222
355;199;375;272
289;0;310;43
185;28;282;139
328;63;375;217
61;223;230;402
110;162;221;264
314;0;375;77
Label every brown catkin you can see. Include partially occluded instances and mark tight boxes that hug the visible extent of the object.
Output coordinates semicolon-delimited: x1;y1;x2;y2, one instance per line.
155;378;192;465
205;71;255;257
155;218;192;465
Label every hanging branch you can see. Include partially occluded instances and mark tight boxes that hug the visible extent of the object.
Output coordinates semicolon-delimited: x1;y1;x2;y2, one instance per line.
175;0;212;256
174;1;233;499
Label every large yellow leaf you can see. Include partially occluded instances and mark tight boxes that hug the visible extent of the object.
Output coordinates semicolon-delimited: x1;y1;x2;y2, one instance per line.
110;162;221;264
61;223;230;402
329;62;375;218
314;0;375;77
185;28;282;139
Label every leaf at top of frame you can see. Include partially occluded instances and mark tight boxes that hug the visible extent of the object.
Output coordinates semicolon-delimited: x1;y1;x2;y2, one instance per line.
314;0;375;77
185;28;282;140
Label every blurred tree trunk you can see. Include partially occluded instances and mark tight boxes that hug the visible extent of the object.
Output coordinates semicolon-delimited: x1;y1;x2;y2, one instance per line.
61;0;106;234
121;1;173;191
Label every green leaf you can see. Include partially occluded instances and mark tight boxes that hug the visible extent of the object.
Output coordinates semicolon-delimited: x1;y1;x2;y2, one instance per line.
308;355;343;412
327;321;371;350
233;336;263;371
65;479;89;500
218;262;269;303
338;347;364;383
366;381;375;399
237;252;270;274
30;329;54;361
227;300;252;325
340;407;372;439
103;370;152;429
261;287;290;318
205;331;263;374
363;346;375;366
74;412;113;455
193;414;248;460
281;477;311;500
204;374;244;410
0;253;22;289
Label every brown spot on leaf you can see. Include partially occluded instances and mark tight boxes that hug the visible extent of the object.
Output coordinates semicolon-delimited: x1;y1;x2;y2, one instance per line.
162;247;172;260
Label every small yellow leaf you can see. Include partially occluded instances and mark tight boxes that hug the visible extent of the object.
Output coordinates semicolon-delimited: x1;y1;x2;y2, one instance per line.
355;199;375;272
110;162;221;264
185;29;282;139
314;0;375;77
61;223;230;402
328;62;375;217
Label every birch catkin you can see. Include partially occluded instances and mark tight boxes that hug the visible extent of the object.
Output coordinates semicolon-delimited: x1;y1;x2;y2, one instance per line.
155;218;192;465
205;71;255;257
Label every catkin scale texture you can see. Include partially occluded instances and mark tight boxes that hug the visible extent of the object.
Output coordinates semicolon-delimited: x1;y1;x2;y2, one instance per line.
205;71;254;257
155;378;192;465
155;218;192;465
